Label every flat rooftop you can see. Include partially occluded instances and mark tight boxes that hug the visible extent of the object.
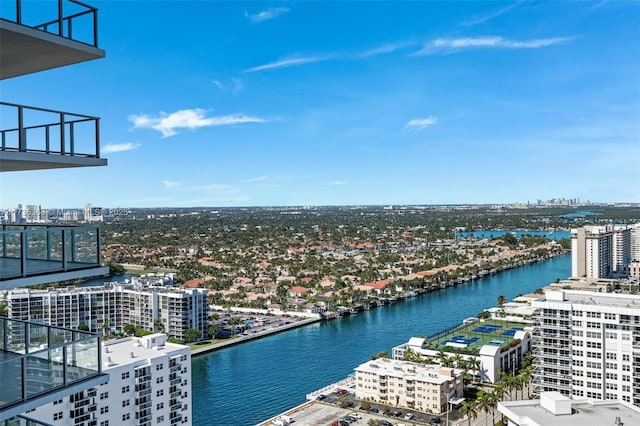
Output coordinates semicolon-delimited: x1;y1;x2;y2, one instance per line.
103;334;188;368
539;290;640;310
499;398;640;426
427;319;531;353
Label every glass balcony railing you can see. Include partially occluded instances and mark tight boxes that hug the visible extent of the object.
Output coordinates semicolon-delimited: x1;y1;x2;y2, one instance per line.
0;317;102;415
0;224;103;282
0;0;99;48
0;103;102;160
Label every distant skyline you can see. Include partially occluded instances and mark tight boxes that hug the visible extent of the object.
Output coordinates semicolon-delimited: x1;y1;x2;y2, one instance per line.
1;1;639;208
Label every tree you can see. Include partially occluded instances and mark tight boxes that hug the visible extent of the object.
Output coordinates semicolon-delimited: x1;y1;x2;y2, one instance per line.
476;390;495;426
360;400;371;411
208;324;221;339
459;399;478;426
184;328;200;343
369;350;390;360
337;394;349;408
123;323;136;336
497;295;506;308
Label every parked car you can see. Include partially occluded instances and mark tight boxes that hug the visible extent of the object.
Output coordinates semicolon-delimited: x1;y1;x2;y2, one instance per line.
391;410;402;417
348;413;362;419
370;408;379;413
404;413;414;420
429;418;442;425
316;394;326;400
379;421;393;426
337;389;348;395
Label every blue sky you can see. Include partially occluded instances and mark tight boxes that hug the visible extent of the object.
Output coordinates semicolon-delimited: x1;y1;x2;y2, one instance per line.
2;1;639;208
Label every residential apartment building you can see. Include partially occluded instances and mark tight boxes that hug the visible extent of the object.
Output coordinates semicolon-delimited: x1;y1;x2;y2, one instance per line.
1;1;109;422
354;358;464;414
7;279;209;341
26;334;192;426
532;290;640;406
572;225;634;279
498;391;640;426
631;223;640;262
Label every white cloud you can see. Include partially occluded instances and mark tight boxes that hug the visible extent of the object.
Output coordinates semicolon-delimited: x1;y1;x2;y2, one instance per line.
231;78;244;94
328;180;348;186
358;41;415;58
101;142;141;154
212;80;224;91
240;175;269;183
461;2;521;26
245;7;290;23
244;55;331;73
162;180;182;188
404;116;438;131
129;108;268;137
414;36;574;55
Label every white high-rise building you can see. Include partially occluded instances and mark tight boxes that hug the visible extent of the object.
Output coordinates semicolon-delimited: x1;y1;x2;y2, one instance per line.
532;290;640;406
27;334;192;426
571;226;613;278
612;225;632;275
631;223;640;262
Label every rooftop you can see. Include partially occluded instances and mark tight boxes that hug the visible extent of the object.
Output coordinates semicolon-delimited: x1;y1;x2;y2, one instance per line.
498;392;640;426
355;358;461;384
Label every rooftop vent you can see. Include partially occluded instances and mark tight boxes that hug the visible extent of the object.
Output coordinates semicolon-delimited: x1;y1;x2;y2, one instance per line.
615;417;623;426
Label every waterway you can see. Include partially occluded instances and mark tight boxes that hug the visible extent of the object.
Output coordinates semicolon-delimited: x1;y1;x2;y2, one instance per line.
191;254;570;426
457;230;570;240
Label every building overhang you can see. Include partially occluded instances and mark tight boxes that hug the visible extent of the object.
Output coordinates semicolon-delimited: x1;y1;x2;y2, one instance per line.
0;19;105;80
0;266;110;291
0;150;107;171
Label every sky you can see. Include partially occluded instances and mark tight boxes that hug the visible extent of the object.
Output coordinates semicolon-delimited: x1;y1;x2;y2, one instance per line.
1;0;639;208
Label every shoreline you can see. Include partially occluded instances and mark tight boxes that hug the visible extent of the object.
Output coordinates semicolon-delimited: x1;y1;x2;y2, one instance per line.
192;252;568;357
191;317;321;356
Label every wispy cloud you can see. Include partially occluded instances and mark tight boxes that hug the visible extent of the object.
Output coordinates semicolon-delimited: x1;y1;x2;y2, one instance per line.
102;142;141;154
414;36;574;55
212;78;244;94
461;2;521;26
162;180;182;188
328;180;348;186
404;116;438;131
358;41;416;58
244;55;332;73
240;175;270;183
129;108;268;137
245;7;290;23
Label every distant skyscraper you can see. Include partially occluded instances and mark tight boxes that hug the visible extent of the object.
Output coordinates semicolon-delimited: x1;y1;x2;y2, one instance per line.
631;223;640;262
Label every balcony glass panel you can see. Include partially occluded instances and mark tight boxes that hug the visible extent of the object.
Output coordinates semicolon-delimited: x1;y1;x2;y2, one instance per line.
0;224;101;281
0;318;102;413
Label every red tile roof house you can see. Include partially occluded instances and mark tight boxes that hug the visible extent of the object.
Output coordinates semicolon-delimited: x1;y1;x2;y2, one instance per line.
363;279;394;295
289;286;310;298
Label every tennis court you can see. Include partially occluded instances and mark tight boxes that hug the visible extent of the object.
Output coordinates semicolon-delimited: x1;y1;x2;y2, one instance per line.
473;324;502;333
489;339;506;345
445;335;479;346
501;327;524;336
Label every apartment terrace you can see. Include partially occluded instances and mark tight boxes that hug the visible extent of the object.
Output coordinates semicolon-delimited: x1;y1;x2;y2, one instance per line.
0;317;107;421
0;224;108;290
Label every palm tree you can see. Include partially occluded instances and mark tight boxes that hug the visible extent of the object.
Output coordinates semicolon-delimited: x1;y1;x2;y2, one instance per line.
468;357;482;383
497;295;506;308
476;390;495;426
490;386;505;425
520;365;535;399
459;399;478;426
500;371;517;400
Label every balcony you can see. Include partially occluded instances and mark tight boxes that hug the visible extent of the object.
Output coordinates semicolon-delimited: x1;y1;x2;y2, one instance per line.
0;224;108;290
0;317;108;421
0;103;107;171
0;0;104;80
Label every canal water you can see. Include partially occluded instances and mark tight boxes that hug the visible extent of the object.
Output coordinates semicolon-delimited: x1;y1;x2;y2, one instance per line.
191;254;571;425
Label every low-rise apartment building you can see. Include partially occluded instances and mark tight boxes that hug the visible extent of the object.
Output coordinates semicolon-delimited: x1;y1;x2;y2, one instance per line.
7;276;208;341
354;358;464;414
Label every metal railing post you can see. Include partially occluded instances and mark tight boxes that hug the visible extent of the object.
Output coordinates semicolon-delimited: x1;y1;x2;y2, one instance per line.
18;105;25;152
59;112;65;155
16;0;22;24
61;229;67;271
95;118;100;157
93;7;99;47
20;228;27;277
57;0;63;37
69;122;75;155
70;228;76;265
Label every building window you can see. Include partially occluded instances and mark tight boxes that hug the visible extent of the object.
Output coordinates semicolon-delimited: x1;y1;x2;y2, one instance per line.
122;386;130;393
157;389;164;397
122;414;130;421
156;364;164;371
100;392;108;400
122;400;130;407
156;376;164;384
122;372;130;380
157;402;164;410
100;406;109;414
100;421;109;426
53;412;63;421
157;416;164;423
